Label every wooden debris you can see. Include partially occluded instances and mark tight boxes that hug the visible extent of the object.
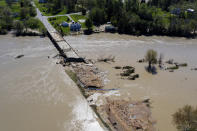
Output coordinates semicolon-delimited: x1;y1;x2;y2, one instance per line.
15;55;24;59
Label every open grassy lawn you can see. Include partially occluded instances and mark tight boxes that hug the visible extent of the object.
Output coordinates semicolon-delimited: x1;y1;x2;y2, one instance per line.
70;14;87;28
48;16;71;35
34;0;67;16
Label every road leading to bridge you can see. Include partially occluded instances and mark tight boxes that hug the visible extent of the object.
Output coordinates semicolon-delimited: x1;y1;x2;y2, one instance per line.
32;2;81;59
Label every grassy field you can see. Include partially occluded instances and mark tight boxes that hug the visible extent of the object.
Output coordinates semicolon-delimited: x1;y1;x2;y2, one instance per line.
34;0;67;16
70;14;87;28
48;16;71;35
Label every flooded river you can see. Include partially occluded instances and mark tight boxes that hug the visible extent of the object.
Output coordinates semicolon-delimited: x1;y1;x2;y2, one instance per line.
1;33;196;131
66;33;197;131
0;34;103;131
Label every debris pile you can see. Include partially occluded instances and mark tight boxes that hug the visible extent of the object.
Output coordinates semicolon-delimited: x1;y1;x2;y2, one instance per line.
97;55;115;63
73;64;103;89
106;99;155;131
117;66;139;80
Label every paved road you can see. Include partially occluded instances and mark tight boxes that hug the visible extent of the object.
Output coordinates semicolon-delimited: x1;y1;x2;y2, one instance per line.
32;1;82;30
32;2;56;32
47;12;82;22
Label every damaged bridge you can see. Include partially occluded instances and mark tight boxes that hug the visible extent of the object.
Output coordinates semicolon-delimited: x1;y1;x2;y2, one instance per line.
47;31;85;62
34;4;85;62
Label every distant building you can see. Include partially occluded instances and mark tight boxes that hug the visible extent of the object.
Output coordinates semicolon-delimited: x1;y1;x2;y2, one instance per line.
186;8;194;13
39;0;47;3
171;8;181;15
70;22;81;31
140;0;149;3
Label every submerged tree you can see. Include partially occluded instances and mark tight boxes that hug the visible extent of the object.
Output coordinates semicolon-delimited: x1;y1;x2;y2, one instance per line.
173;105;197;131
158;53;164;68
145;49;157;71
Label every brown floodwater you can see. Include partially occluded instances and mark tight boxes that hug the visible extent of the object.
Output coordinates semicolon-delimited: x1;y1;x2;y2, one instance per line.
0;34;103;131
66;33;197;131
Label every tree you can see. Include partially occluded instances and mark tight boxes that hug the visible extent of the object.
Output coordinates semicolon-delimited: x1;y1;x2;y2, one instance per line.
173;105;197;131
29;7;36;17
90;7;106;25
6;0;12;6
1;7;13;30
145;49;157;71
14;21;24;35
85;18;93;30
158;53;164;68
20;8;29;19
26;18;40;29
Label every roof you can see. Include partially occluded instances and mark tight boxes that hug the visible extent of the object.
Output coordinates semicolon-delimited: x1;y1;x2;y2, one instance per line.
187;8;194;12
61;21;69;27
171;8;181;15
39;0;47;3
70;22;81;31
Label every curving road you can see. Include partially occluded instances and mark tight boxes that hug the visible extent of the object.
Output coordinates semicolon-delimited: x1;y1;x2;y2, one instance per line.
32;2;81;32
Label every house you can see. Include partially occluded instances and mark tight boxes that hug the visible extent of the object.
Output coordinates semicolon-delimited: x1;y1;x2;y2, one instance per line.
186;8;194;13
39;0;47;3
61;21;69;27
70;22;81;31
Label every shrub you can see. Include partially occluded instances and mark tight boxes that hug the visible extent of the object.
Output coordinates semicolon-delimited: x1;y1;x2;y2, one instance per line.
173;105;197;131
167;65;179;70
26;18;40;29
145;49;157;72
82;8;86;15
29;7;36;17
114;66;122;69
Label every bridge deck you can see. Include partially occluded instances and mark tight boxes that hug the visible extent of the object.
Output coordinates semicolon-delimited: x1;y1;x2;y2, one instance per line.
34;4;80;60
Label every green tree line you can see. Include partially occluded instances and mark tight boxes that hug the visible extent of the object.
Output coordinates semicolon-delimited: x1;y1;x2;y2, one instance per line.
0;0;46;35
83;0;197;37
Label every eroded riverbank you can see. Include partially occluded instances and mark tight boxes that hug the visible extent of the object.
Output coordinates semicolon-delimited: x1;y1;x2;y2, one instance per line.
0;34;104;131
66;33;197;131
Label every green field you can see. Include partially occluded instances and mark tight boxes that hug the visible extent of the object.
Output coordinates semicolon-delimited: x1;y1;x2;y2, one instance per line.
48;16;71;35
70;14;87;28
34;0;67;16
